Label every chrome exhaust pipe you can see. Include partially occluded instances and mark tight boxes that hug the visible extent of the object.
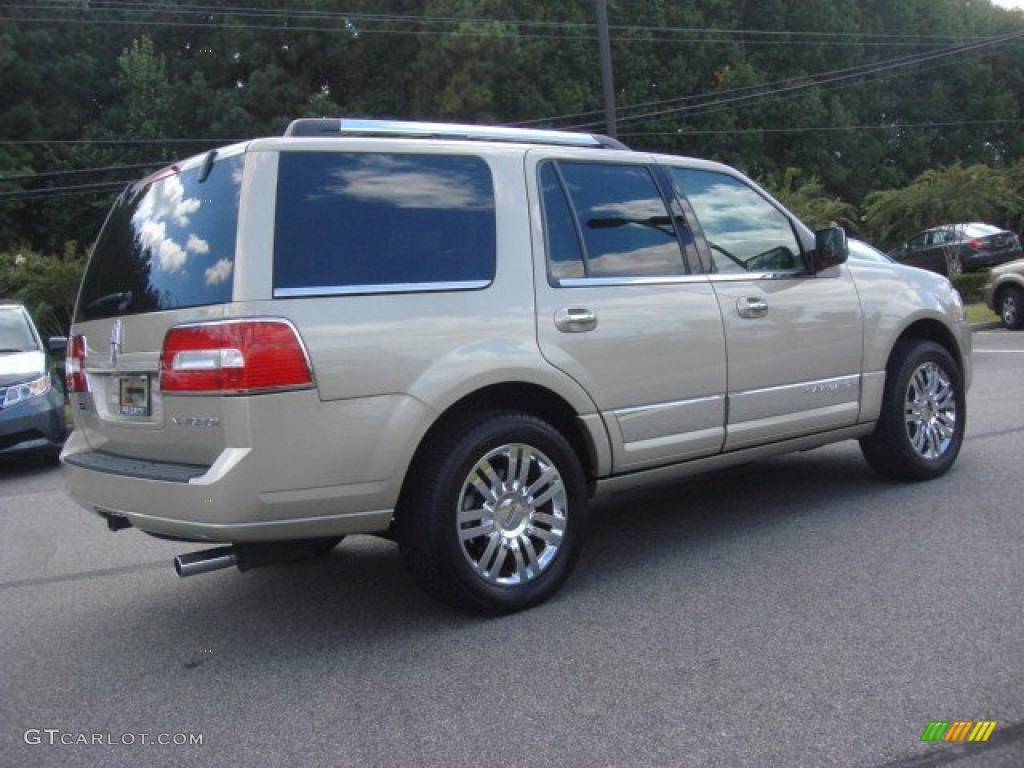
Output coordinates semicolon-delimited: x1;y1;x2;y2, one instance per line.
174;546;239;577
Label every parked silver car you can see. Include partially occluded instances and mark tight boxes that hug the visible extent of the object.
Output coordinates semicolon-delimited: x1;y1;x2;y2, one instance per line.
62;119;971;613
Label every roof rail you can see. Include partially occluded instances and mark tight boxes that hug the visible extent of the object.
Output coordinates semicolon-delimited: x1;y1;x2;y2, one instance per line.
283;118;629;150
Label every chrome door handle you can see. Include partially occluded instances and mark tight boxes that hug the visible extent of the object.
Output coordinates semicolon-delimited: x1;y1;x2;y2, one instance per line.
736;296;768;319
554;307;598;333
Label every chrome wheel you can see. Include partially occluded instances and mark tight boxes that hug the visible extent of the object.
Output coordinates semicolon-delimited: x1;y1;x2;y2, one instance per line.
999;286;1024;327
457;443;568;586
860;340;965;481
904;361;957;460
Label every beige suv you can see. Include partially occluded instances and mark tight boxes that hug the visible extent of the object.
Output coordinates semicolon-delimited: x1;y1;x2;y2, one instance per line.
63;119;971;613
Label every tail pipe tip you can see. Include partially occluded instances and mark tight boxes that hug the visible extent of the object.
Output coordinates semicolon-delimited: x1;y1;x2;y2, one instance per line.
174;546;239;578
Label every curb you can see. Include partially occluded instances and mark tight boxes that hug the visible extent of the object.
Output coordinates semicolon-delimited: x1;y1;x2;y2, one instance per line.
969;321;1002;332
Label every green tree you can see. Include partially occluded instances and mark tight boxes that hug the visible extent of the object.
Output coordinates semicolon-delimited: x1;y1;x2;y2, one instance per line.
863;162;1021;244
0;243;86;337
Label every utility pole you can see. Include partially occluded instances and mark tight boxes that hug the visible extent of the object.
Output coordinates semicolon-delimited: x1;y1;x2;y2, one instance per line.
594;0;617;138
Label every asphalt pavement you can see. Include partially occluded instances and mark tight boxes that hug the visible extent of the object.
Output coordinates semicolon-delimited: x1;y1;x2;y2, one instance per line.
1;328;1021;768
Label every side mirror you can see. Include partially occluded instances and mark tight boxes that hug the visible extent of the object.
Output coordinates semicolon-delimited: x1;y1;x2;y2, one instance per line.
812;226;848;272
48;336;69;357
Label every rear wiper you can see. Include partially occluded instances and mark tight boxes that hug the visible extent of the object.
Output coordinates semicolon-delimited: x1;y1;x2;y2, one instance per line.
86;291;133;313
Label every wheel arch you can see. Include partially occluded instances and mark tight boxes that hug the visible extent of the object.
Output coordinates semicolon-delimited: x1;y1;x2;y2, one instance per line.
888;318;966;379
396;382;604;520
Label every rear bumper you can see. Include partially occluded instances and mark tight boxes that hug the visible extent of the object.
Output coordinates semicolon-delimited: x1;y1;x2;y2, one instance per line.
963;248;1023;271
61;391;434;542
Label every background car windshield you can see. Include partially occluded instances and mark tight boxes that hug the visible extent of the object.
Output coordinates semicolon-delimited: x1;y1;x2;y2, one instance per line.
963;223;1001;237
0;309;38;352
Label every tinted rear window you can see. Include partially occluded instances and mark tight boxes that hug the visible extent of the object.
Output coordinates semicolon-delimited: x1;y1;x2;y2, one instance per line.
273;152;495;296
962;223;1001;237
77;154;243;321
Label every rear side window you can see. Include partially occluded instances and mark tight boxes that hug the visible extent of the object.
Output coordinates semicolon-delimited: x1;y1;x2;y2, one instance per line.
273;153;496;296
77;154;243;321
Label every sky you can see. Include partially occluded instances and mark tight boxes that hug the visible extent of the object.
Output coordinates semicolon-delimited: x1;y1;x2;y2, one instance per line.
991;0;1024;9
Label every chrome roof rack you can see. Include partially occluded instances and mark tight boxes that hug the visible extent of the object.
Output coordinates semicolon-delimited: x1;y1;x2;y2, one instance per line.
283;118;629;150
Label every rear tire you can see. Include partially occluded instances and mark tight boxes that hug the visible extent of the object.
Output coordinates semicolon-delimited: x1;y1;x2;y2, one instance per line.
998;285;1024;330
397;411;588;615
860;340;965;481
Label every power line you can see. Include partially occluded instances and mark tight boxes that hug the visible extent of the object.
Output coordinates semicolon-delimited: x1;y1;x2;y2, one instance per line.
621;118;1024;138
0;181;127;202
562;30;1024;130
7;1;1002;42
0;4;1004;47
0;161;165;183
0;138;241;146
517;30;1024;128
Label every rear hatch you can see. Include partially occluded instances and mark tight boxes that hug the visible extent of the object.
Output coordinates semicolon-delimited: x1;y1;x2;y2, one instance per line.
69;145;247;466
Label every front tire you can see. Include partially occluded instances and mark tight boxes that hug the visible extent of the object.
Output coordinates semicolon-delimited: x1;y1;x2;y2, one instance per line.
860;340;965;481
397;412;588;615
998;285;1024;330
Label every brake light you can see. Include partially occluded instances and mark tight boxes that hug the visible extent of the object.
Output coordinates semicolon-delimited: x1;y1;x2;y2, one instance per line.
67;334;89;393
965;238;986;250
160;320;313;394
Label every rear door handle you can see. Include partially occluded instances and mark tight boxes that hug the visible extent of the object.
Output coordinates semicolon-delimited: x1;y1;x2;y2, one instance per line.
554;307;598;333
736;296;768;319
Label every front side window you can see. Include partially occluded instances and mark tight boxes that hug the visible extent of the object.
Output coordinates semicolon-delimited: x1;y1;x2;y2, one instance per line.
540;161;687;281
274;152;495;295
78;154;243;321
672;168;804;275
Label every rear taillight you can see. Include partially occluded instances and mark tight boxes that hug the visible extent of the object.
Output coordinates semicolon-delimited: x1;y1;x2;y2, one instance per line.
67;334;89;393
965;238;986;250
160;320;313;394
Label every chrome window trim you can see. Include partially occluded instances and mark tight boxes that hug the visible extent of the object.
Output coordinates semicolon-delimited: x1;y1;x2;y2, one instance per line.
555;275;709;288
705;271;812;282
274;280;491;298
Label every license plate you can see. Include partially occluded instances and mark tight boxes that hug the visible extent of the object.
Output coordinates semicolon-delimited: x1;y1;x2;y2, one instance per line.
118;375;150;418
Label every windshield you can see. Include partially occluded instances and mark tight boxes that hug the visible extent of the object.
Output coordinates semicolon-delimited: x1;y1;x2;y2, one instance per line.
0;307;39;353
76;152;244;321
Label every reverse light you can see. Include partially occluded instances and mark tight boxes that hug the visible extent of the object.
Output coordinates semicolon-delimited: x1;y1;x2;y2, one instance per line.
67;334;89;393
2;373;51;408
160;319;313;394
